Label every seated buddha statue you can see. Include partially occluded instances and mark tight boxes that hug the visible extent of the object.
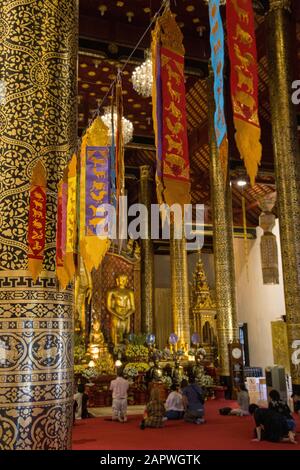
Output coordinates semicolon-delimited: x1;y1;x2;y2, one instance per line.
106;274;135;346
146;359;163;383
172;360;183;386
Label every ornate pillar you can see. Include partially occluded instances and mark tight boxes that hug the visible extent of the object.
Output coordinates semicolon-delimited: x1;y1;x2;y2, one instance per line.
170;223;190;349
139;165;155;334
0;1;77;449
207;69;238;380
266;0;300;393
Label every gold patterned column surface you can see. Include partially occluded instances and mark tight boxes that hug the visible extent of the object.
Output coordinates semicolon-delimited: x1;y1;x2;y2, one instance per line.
207;70;238;377
0;1;77;449
139;165;155;334
267;0;300;392
170;223;190;349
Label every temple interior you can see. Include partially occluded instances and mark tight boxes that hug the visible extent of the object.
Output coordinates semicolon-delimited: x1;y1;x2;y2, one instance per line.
1;0;300;452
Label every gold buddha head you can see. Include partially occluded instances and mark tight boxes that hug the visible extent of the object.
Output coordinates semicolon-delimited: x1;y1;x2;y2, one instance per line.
116;274;128;289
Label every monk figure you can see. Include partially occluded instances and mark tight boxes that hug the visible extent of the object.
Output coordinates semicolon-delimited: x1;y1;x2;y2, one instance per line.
106;274;135;345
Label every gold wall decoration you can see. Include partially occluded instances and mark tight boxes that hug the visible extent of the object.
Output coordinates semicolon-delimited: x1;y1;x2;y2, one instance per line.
271;321;290;374
266;1;300;390
170;223;190;349
0;0;77;449
269;0;291;12
0;271;74;450
139;165;155;334
207;67;239;377
190;255;217;362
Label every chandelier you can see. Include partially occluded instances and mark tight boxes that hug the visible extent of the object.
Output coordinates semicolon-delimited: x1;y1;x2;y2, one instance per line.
131;50;153;98
101;106;133;145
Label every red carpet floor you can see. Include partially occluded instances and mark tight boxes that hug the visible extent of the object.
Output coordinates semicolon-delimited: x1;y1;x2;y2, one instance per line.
72;399;300;450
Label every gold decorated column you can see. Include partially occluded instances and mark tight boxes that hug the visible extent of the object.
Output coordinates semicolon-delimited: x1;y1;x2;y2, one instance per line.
266;0;300;393
207;69;239;380
139;165;155;334
0;1;77;449
170;223;190;349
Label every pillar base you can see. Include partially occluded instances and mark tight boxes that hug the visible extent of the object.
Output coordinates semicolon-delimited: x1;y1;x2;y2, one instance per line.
219;376;232;400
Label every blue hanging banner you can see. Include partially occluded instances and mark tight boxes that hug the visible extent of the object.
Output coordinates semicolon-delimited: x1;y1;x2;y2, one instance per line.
208;0;228;173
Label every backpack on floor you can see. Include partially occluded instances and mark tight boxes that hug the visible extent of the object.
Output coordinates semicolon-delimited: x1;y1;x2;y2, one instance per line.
219;407;232;415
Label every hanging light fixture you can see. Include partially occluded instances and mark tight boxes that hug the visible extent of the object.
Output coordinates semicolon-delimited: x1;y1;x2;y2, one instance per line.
131;49;153;98
101;106;133;145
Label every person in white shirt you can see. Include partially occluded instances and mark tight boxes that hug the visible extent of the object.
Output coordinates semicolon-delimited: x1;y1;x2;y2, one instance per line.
230;383;250;416
165;383;185;420
109;368;129;423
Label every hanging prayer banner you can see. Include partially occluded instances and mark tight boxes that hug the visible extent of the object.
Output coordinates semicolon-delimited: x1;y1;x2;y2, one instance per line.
227;0;262;186
79;117;111;273
28;161;47;281
208;0;228;176
82;146;110;271
56;172;68;288
151;21;164;205
152;7;191;209
63;153;77;285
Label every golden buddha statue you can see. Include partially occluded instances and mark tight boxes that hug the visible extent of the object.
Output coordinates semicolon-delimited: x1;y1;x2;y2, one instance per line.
89;315;104;347
106;274;135;345
74;256;92;335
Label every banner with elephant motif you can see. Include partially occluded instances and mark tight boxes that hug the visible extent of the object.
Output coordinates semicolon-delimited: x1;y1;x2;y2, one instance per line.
152;7;191;209
209;0;228;176
28;161;47;282
227;0;262;186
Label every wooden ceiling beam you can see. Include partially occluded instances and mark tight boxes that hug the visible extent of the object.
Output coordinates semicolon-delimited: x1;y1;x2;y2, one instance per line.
79;15;210;63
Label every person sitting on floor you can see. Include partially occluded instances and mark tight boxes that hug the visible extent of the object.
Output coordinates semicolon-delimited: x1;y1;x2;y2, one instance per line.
165;383;185;420
140;388;165;429
249;403;297;444
291;392;300;415
229;383;250;416
182;374;205;425
74;383;89;421
268;389;296;433
109;367;129;423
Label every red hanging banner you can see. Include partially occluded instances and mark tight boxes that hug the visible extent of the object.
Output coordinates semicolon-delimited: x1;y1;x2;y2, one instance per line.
28;161;47;281
227;0;262;186
153;7;191;209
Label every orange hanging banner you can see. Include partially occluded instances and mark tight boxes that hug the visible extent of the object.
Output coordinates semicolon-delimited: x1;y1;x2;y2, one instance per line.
28;161;47;282
64;153;77;285
159;7;191;209
227;0;262;186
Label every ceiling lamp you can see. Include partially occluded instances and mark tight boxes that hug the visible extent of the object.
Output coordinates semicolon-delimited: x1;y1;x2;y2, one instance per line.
101;106;133;145
132;50;153;98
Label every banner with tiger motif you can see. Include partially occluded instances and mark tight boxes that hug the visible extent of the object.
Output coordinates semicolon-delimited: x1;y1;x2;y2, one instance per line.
227;0;262;185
